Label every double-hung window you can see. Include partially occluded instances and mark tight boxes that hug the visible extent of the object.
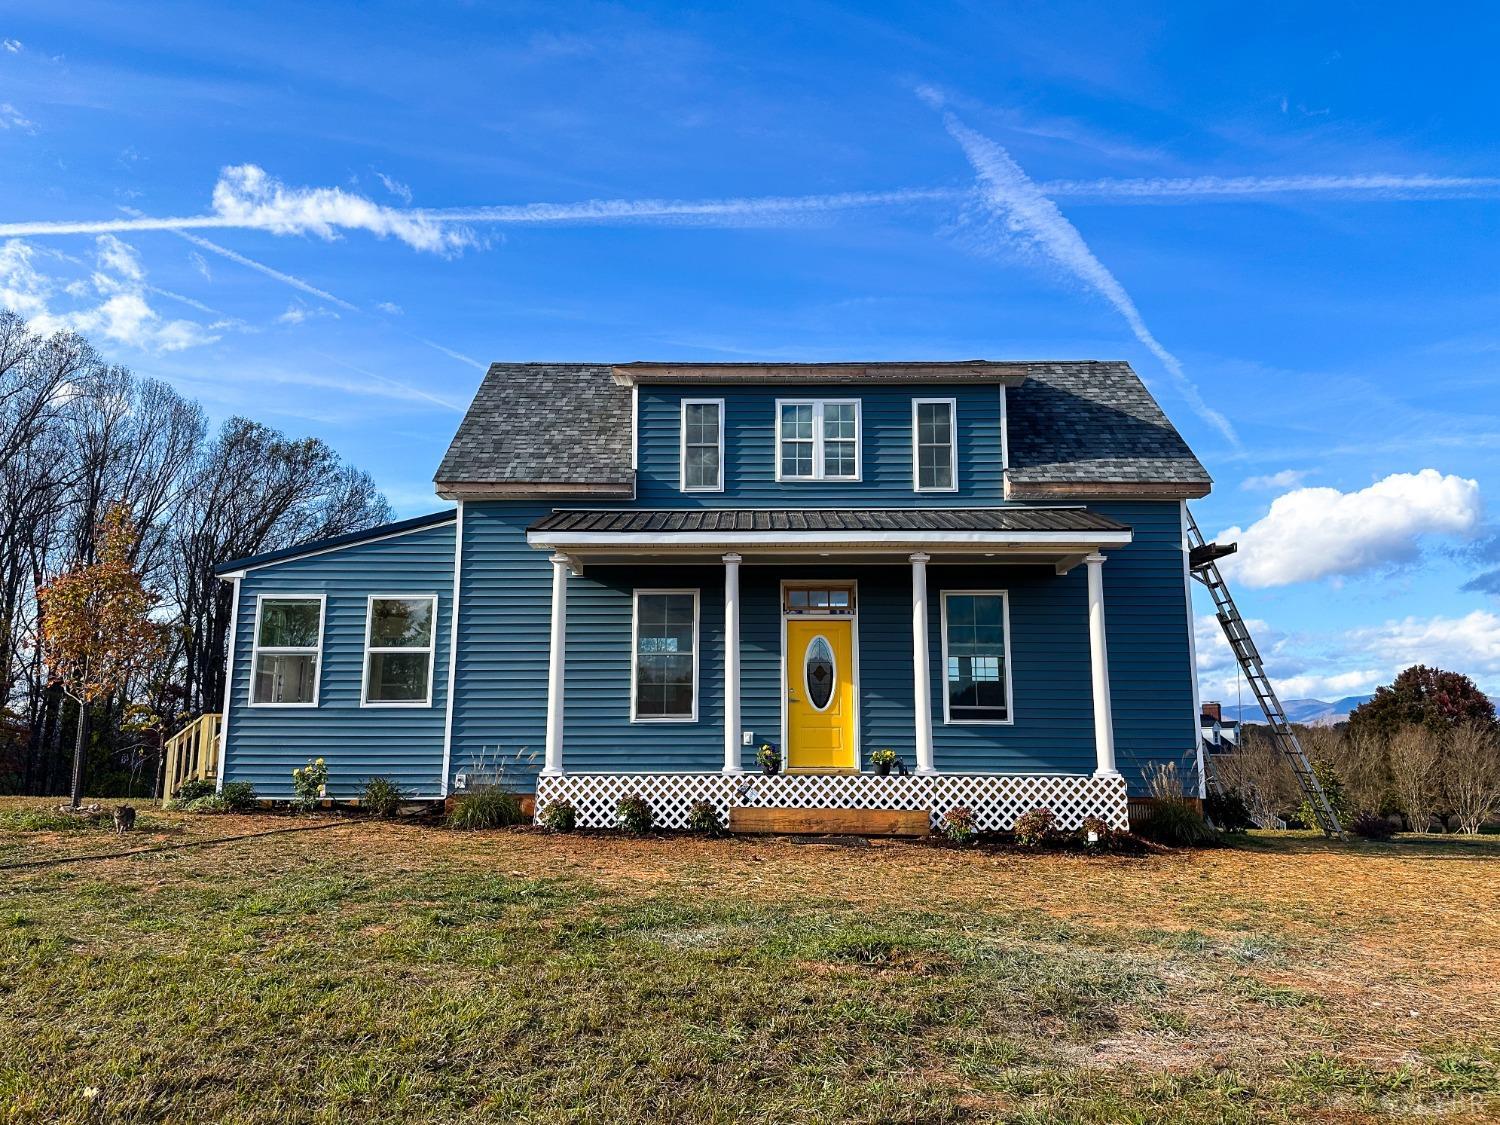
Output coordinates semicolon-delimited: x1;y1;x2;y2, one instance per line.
363;595;437;706
250;596;324;706
777;399;861;481
913;398;957;491
941;591;1012;723
632;590;698;721
680;399;724;492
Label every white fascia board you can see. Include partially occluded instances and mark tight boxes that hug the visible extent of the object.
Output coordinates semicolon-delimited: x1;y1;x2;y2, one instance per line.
527;528;1133;550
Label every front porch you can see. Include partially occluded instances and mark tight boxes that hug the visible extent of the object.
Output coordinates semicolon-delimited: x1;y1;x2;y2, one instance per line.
522;507;1140;830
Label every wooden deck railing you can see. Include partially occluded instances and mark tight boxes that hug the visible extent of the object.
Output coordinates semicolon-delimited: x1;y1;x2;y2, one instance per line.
162;713;222;801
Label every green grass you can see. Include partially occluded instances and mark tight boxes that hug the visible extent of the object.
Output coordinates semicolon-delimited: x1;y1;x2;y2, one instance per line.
1;808;1496;1123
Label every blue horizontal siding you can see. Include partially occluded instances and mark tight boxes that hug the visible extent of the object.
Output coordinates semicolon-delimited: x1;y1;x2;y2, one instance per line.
635;383;1005;506
221;520;455;799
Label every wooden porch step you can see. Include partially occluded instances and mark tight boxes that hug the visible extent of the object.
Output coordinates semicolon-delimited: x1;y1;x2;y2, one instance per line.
729;806;930;837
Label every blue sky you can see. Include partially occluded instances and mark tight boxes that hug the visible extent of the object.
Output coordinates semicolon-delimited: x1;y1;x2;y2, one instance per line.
4;2;1500;700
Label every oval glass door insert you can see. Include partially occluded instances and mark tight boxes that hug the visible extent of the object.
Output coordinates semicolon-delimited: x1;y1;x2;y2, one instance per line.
804;635;836;710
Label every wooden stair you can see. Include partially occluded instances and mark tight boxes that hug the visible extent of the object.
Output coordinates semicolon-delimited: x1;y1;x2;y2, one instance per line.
729;806;930;837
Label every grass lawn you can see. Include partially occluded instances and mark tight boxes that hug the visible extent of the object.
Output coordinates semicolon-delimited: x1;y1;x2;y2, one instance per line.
2;799;1497;1123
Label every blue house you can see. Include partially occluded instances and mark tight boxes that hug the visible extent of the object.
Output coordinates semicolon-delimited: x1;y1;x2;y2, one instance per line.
212;360;1211;831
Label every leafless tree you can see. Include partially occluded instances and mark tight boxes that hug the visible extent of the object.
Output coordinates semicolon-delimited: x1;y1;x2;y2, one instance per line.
1216;728;1299;826
1444;721;1500;835
1388;725;1443;833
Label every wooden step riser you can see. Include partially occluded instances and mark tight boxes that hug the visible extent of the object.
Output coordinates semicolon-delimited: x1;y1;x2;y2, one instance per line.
729;806;930;837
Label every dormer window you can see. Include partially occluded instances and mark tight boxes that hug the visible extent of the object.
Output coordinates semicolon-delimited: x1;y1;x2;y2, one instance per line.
680;399;724;492
776;399;861;482
913;398;957;492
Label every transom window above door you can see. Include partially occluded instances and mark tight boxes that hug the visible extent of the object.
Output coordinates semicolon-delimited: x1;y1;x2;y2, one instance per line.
776;399;861;481
783;584;856;615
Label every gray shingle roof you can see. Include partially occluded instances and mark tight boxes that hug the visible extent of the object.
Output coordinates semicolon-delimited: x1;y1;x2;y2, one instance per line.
529;507;1126;534
1004;362;1211;497
434;364;632;493
435;359;1211;498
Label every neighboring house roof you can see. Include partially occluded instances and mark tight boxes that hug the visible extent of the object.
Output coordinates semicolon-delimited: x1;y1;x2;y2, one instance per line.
214;509;456;576
435;359;1211;500
435;364;634;498
528;507;1128;535
1004;362;1212;498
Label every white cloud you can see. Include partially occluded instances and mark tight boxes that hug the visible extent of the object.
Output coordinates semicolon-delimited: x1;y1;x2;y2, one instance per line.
187;250;211;280
211;164;471;254
924;96;1238;446
0;236;218;353
0;102;35;132
169;229;357;311
277;303;307;325
375;172;413;205
1271;669;1385;700
419;338;485;370
1043;173;1500;202
1218;470;1481;588
3;39;21;53
376;301;403;316
1347;610;1500;686
1241;469;1308;491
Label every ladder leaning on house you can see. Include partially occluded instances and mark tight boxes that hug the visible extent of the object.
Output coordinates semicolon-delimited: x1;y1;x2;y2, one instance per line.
1185;508;1346;839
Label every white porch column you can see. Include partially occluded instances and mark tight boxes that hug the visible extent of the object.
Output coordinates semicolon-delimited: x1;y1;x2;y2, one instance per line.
722;553;743;773
910;552;936;776
542;552;570;777
1086;552;1120;778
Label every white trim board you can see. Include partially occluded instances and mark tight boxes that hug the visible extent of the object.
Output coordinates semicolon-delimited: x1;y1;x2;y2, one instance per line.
529;529;1133;549
441;500;465;795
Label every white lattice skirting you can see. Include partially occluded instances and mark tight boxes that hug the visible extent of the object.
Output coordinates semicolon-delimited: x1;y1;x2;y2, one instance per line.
534;772;1129;832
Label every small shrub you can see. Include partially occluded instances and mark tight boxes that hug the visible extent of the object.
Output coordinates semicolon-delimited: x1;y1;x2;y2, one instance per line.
186;794;231;813
219;781;258;812
361;776;405;818
1013;807;1058;849
616;794;653;835
445;787;525;830
686;799;723;836
540;799;576;833
1349;810;1396;840
1205;788;1255;833
1135;799;1220;847
1298;758;1351;833
173;778;215;802
941;806;978;846
756;743;781;774
290;757;328;812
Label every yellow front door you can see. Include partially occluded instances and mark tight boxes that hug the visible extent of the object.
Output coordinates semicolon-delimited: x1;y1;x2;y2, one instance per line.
785;618;856;770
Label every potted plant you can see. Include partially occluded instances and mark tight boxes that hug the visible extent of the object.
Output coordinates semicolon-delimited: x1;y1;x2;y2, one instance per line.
757;743;781;775
870;748;898;776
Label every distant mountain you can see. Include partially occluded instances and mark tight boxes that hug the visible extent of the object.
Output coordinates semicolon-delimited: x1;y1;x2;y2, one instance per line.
1218;696;1374;727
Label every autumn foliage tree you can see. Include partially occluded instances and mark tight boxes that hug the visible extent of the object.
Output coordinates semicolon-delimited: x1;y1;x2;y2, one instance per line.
38;505;167;805
1347;665;1497;741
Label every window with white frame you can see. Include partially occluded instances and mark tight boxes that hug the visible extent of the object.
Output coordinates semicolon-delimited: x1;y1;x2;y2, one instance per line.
632;590;698;721
680;399;724;491
777;399;861;480
941;591;1012;722
913;398;957;491
363;596;437;705
251;596;323;705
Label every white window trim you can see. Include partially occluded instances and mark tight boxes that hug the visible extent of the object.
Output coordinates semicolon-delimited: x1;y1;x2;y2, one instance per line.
912;397;958;493
940;589;1015;726
679;397;725;493
360;594;439;708
774;398;862;482
630;588;700;723
247;593;326;709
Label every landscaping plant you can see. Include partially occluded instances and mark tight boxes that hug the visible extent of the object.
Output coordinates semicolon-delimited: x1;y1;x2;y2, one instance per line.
219;781;258;811
1205;788;1255;832
686;798;724;835
360;776;405;818
1349;810;1396;840
870;748;898;776
940;805;977;845
617;794;653;834
1012;807;1057;849
445;787;525;830
290;757;328;812
757;743;780;775
540;799;577;833
173;778;216;803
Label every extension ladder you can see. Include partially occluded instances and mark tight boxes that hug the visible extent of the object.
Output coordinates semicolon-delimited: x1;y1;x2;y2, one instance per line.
1185;508;1346;838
